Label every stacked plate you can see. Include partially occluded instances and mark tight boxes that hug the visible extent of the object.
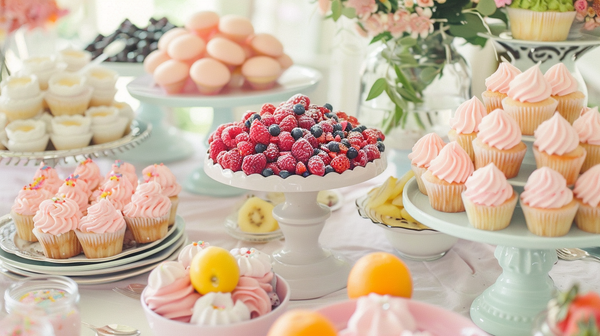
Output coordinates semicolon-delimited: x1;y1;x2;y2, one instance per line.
0;214;187;284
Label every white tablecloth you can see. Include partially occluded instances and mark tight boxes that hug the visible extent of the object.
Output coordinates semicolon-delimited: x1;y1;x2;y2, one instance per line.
0;132;599;336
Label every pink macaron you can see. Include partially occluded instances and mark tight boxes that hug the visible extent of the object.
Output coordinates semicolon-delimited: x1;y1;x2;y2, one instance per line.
143;50;170;74
276;53;293;71
206;37;246;67
241;56;282;90
247;33;283;58
218;15;254;43
167;33;206;63
157;27;188;51
190;58;231;95
153;59;190;94
185;11;219;39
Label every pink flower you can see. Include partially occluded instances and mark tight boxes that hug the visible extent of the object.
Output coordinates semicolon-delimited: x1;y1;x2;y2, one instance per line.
417;0;434;7
318;0;331;14
576;12;586;21
408;7;434;39
1;0;67;33
346;0;378;18
494;0;512;7
584;17;600;30
387;10;411;37
575;0;589;13
404;0;415;7
362;13;387;36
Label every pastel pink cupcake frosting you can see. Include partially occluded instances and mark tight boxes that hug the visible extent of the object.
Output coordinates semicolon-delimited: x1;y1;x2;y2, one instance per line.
477;109;522;150
521;167;573;209
12;177;52;216
33;196;80;235
340;294;417;336
574;165;600;207
231;276;272;319
534;113;580;155
485;62;521;94
106;160;138;189
123;181;171;218
407;133;445;168
427;142;474;183
544;63;578;96
230;247;274;292
463;163;514;206
507;64;552;103
581;106;595;116
142;164;181;197
33;163;62;194
79;198;125;233
97;174;134;211
73;158;102;191
56;175;90;214
449;96;487;134
573;107;600;146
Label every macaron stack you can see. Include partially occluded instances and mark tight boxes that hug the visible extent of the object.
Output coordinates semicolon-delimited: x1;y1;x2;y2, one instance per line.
144;11;292;95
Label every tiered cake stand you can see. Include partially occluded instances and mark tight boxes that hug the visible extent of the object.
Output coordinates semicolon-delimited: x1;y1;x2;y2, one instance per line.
126;65;321;196
204;156;388;299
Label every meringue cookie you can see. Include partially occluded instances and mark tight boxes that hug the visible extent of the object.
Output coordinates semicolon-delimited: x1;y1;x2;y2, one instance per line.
178;241;210;268
190;292;250;325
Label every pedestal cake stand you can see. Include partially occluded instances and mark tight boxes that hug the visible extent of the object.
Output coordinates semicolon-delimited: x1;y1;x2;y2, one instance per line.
205;156;387;299
127;65;321;196
403;177;600;336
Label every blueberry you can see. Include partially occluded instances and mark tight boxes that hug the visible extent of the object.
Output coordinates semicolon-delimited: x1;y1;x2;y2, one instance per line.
377;137;382;142
333;124;343;132
291;128;304;140
333;130;345;139
325;166;335;174
293;104;305;115
251;114;261;122
310;125;323;138
323;103;333;112
255;143;267;153
347;147;358;159
244;119;252;129
341;139;351;148
279;170;291;179
262;168;274;177
269;125;280;137
345;123;353;131
358;125;367;132
328;142;340;152
313;148;320;156
377;141;385;153
331;115;339;122
325;113;333;119
302;172;310;177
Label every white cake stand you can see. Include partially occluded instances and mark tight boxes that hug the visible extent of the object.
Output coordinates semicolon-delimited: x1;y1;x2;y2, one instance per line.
205;156;388;299
126;65;322;197
403;177;600;336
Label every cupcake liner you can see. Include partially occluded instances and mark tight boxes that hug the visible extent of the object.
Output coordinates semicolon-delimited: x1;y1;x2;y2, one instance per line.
482;91;506;114
10;211;38;242
89;88;117;107
0;94;45;122
124;212;170;243
194;83;226;95
520;198;578;237
245;76;278;90
422;172;466;213
448;130;476;162
75;226;126;259
50;132;93;150
45;87;93;116
168;195;179;226
507;8;576;42
462;192;518;231
580;142;600;173
91;117;128;144
32;229;82;259
574;199;600;233
502;97;557;135
411;165;428;195
533;146;586;186
160;80;187;94
554;92;585;124
472;139;527;179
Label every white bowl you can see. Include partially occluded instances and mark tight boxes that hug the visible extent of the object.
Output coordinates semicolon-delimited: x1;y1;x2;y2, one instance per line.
379;225;458;261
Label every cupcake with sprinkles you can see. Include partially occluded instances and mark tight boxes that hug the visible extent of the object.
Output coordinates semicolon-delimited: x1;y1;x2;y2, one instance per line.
142;164;181;226
10;177;52;242
123;181;171;243
32;196;82;259
56;174;90;216
76;198;127;258
33;162;62;194
73;158;103;192
94;173;134;211
105;160;138;189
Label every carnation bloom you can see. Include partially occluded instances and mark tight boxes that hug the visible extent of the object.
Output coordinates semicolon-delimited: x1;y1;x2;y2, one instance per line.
388;10;411;37
575;0;588;13
409;7;434;39
346;0;378;18
362;13;387;36
405;0;415;6
417;0;434;7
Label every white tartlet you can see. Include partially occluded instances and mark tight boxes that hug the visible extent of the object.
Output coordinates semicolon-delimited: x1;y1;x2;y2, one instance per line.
20;56;66;90
50;115;93;150
5;119;49;152
59;48;92;72
0;91;44;121
1;74;41;99
86;66;119;90
45;72;93;116
113;101;135;125
34;112;54;133
85;106;128;144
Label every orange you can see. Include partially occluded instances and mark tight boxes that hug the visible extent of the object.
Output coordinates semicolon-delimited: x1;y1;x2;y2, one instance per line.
266;310;337;336
347;252;412;299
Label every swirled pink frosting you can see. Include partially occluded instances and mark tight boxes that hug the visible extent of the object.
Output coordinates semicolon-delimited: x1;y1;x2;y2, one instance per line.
507;63;552;103
449;96;488;134
106;160;138;189
142;164;181;197
96;174;134;211
340;294;417;336
73;158;103;191
534;113;580;155
33;196;80;235
573;107;600;146
485;62;521;94
231;276;272;319
477;109;522;150
79;198;126;233
521;167;573;209
33;163;62;194
544;63;578;96
407;133;446;168
574;165;600;207
581;106;594;117
463;163;514;206
56;175;90;214
12;179;52;216
427;142;474;183
123;181;171;218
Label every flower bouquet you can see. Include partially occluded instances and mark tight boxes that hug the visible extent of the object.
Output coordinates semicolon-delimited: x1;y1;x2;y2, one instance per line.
574;0;600;31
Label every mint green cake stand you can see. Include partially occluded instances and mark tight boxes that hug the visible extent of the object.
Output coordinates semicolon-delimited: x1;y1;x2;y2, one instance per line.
403;177;600;336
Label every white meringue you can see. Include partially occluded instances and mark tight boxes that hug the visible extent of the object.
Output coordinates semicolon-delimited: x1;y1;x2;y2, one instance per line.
190;292;250;325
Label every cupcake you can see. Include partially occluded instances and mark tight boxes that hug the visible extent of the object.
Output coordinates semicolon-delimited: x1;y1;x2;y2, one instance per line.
142;163;181;225
58;48;91;72
218;15;254;43
75;198;127;258
44;72;93;116
190;58;231;95
56;174;90;216
50;115;93;150
143;50;171;75
573;165;600;233
178;241;210;269
85;106;128;144
153;60;190;94
482;62;521;113
472;109;527;178
10;177;52;242
85;66;118;107
0;74;44;121
32;196;82;259
462;163;518;231
185;11;220;39
447;96;487;162
106;160;138;189
19;56;65;90
502;64;558;135
206;37;246;68
507;0;576;42
73;158;102;191
421;142;474;213
190;292;250;325
544;63;585;124
33;162;63;194
581;106;595;117
95;173;134;211
573;107;600;173
122;181;171;243
242;56;282;90
533;113;586;185
5;119;49;152
407;133;446;195
247;34;284;58
167;33;206;64
520;167;578;237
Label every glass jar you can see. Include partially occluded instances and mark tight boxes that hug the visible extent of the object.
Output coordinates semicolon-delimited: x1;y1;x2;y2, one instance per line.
531;309;563;336
4;276;81;336
0;312;55;336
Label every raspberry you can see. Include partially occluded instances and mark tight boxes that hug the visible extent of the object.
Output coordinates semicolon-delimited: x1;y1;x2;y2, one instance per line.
296;162;307;175
223;150;243;172
266;162;280;175
277;154;297;174
291;138;313;163
221;125;243;148
260;103;276;115
274;106;294;123
335;111;349;120
319;121;334;133
237;141;254;156
278;131;295;151
363;129;381;144
352;149;368;167
287;94;310;108
241;153;267;175
307;156;325;176
242;111;256;122
235;132;250;144
264;143;279;162
250;120;270;145
297;115;315;129
261;113;276;127
331;155;350;173
348;116;359;128
315;149;332;165
303;133;319;148
279;115;298;133
208;131;215;144
209;138;227;161
216;150;227;167
363;144;381;161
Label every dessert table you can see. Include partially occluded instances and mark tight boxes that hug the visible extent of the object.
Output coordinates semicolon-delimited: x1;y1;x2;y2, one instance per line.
0;131;599;336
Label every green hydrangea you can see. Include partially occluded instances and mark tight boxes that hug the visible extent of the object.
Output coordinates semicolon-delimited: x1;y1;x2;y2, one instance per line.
510;0;574;12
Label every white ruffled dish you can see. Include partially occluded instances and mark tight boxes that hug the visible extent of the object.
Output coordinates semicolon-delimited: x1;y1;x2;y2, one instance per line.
5;119;49;152
0;74;41;99
85;106;128;144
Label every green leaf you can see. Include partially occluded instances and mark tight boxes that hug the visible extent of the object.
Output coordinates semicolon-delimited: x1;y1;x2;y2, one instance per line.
370;31;392;45
420;67;440;84
341;6;356;19
331;0;342;21
397;87;423;103
366;78;388;101
397;52;418;65
489;9;509;24
476;0;497;16
399;36;417;47
393;64;416;95
385;87;408;110
448;12;487;39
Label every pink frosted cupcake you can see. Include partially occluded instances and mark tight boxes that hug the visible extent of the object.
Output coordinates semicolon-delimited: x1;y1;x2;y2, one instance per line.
482;62;521;113
473;109;527;178
573;107;600;173
533;113;586;186
56;175;90;216
122;181;171;243
520;167;578;237
544;63;585;124
502;64;558;135
33;162;62;194
73;158;103;192
422;142;474;213
447;96;487;162
10;177;52;242
75;198;126;258
407;133;446;195
462;163;518;231
105;160;138;189
142;164;181;226
573;165;600;233
95;173;134;211
32;196;82;259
